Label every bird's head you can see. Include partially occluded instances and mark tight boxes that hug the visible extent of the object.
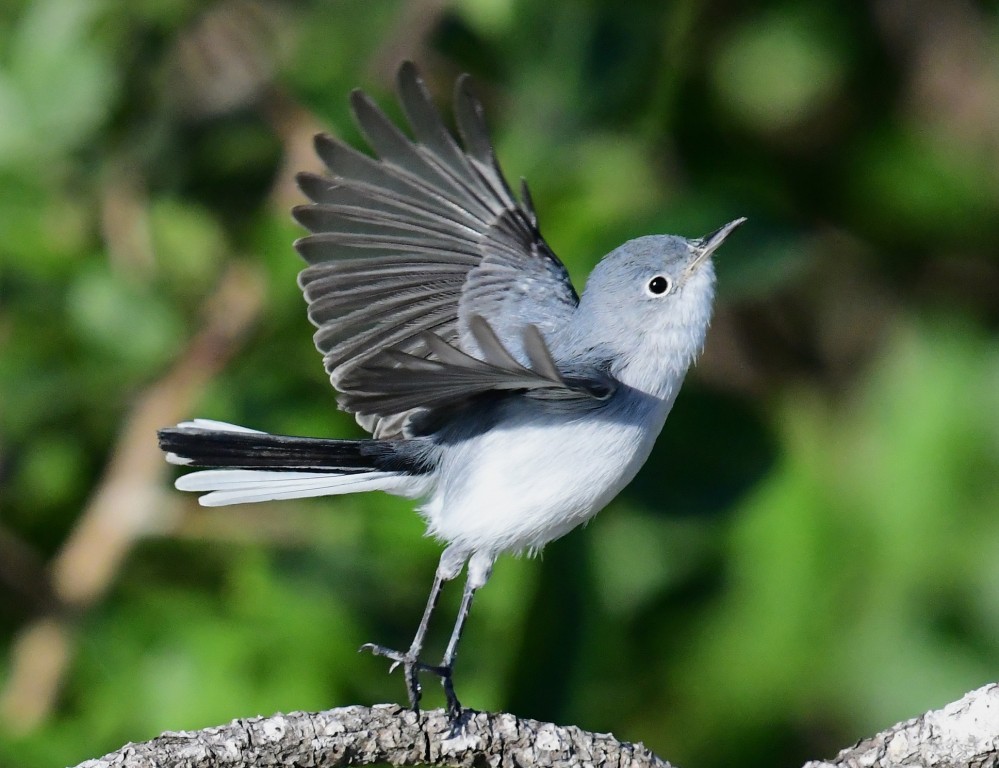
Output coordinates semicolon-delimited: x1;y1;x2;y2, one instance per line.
575;218;745;393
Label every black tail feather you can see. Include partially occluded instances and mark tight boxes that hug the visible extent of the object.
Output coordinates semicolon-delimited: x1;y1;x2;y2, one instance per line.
158;428;423;473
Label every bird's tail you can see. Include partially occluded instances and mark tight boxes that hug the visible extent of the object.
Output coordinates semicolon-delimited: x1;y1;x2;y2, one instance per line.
158;419;428;507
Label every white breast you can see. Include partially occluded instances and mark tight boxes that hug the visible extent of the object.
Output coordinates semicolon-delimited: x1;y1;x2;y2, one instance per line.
420;392;674;557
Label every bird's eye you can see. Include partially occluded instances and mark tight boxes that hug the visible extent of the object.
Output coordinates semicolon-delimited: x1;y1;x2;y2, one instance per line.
646;275;672;296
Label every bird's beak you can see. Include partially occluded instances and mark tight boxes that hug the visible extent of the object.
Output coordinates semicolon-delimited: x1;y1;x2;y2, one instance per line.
686;217;747;274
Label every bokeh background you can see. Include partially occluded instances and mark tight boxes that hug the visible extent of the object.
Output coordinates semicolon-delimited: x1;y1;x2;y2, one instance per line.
2;0;998;766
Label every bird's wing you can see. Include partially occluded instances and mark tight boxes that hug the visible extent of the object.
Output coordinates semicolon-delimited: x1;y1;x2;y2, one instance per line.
295;62;579;437
336;315;615;436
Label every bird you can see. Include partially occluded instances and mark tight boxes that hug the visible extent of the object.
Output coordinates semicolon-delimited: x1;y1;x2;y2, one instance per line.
158;61;744;718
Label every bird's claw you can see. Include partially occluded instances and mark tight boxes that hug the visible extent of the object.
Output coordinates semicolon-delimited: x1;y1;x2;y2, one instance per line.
361;643;424;669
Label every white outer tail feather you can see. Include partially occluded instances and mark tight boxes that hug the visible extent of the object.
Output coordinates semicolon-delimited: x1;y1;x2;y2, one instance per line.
176;469;414;507
176;418;264;433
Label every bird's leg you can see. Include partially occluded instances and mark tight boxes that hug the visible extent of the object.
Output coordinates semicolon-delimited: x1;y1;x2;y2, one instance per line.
438;550;493;719
361;546;466;710
439;575;478;719
360;571;444;709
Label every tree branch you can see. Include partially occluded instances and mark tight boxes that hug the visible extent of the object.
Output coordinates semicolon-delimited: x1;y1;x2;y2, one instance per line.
72;705;673;768
71;684;999;768
804;683;999;768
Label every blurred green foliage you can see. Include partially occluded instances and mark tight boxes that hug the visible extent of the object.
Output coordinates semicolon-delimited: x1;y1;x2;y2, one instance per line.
1;1;998;767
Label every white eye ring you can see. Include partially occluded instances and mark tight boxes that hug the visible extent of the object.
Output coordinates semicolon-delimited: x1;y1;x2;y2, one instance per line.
646;275;672;296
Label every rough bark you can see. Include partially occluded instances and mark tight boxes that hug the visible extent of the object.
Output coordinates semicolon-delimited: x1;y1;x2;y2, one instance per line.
72;683;999;768
73;705;672;768
803;683;999;768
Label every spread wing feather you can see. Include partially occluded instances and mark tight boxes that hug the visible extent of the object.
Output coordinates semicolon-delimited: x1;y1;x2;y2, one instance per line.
337;318;615;430
294;62;580;437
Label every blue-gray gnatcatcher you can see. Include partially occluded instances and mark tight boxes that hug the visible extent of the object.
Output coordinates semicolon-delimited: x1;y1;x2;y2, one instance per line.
158;61;744;717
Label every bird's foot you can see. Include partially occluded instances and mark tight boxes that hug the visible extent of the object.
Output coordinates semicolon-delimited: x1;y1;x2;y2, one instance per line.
441;667;463;722
360;643;463;720
360;643;439;710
